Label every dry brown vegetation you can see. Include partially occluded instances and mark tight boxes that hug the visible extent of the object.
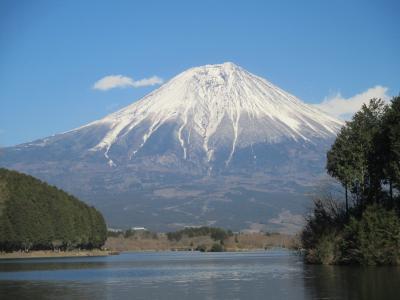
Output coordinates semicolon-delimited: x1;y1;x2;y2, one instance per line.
0;249;111;259
105;231;299;252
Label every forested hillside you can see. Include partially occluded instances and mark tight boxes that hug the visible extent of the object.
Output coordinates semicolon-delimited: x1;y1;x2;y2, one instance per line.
0;168;107;251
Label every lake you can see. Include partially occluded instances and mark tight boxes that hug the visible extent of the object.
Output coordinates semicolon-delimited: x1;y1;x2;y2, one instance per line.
0;250;399;299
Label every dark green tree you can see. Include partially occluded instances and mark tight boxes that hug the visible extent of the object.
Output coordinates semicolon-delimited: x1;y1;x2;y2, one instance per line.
327;126;353;213
340;204;400;265
378;96;400;202
327;99;387;210
0;168;107;252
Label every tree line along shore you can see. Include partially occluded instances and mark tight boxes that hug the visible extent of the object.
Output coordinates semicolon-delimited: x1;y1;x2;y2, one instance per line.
105;227;298;252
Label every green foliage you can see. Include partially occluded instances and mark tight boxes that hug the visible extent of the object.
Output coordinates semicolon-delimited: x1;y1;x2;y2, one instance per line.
209;242;224;252
124;229;135;238
301;196;346;250
312;232;338;265
341;205;400;265
327;125;353;188
122;229;157;239
195;244;207;252
377;96;400;195
0;168;107;251
327;98;388;206
302;202;400;265
166;226;232;242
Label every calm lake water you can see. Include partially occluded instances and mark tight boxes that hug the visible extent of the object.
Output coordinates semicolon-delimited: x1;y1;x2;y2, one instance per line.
0;250;399;299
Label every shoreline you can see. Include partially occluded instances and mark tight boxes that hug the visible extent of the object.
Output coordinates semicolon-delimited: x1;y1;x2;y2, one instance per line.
0;249;115;260
0;247;296;260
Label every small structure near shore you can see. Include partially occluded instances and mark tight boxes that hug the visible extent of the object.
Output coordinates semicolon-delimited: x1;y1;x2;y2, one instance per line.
131;227;147;231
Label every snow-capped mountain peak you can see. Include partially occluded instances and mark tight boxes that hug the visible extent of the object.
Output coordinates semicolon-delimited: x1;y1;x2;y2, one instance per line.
85;62;342;166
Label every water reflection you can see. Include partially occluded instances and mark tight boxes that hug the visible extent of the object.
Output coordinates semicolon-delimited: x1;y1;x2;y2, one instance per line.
0;251;399;300
304;264;400;300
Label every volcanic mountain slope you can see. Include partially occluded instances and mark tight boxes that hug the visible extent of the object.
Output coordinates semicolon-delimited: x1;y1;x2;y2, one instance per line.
0;62;343;233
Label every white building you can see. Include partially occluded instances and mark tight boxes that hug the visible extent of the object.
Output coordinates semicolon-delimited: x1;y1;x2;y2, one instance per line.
131;227;147;231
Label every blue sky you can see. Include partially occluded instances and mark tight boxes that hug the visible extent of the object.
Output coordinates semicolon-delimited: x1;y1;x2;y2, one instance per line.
0;0;399;146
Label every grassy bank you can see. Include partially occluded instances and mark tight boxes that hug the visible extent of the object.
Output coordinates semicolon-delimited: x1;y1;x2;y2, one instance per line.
0;249;113;259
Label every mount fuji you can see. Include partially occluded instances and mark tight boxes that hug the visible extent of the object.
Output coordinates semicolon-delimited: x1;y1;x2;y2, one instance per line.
0;62;343;233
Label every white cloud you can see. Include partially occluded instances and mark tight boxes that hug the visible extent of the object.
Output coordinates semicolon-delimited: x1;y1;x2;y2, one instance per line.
93;74;163;91
131;76;164;88
314;85;390;120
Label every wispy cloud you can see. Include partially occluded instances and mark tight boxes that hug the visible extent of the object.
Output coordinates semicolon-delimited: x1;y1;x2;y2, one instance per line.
131;76;164;88
315;86;390;120
93;74;163;91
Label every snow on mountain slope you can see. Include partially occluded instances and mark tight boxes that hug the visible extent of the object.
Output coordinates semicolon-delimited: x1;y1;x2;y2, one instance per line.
72;62;342;167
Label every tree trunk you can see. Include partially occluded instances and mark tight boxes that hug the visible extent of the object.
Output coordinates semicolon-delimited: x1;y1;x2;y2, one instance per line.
345;184;349;214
